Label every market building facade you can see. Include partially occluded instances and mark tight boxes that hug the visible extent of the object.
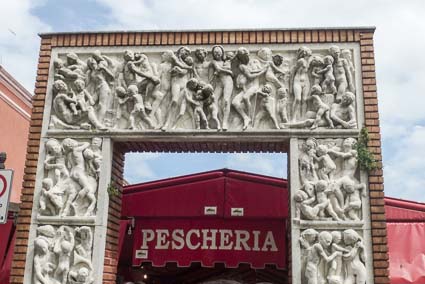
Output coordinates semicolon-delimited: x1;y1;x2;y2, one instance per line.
10;27;388;284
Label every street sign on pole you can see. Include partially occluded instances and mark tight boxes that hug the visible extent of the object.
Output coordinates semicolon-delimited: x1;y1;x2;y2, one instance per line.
0;169;13;224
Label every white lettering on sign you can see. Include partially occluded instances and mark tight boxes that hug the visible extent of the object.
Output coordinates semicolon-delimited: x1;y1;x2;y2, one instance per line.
171;229;184;249
186;229;201;250
0;170;13;224
140;228;278;252
262;231;278;252
201;229;218;250
141;229;155;249
219;229;233;250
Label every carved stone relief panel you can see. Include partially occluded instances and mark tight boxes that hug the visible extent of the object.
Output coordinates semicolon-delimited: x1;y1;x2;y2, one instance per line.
295;138;366;223
299;228;366;284
38;137;103;218
48;44;360;132
33;225;94;284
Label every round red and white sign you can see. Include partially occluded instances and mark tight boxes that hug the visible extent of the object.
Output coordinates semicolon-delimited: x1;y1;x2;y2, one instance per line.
0;174;7;198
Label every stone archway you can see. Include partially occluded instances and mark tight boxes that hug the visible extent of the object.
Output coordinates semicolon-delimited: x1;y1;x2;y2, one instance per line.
11;28;388;284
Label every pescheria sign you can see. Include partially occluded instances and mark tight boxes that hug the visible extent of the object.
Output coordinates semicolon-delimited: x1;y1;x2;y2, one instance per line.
132;218;286;269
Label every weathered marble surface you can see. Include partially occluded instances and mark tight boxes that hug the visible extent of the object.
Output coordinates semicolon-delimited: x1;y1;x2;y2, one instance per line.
33;225;94;284
300;229;366;284
38;137;102;218
295;138;366;222
48;45;359;132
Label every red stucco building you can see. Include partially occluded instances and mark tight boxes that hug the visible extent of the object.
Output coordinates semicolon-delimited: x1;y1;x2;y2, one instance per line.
0;66;32;282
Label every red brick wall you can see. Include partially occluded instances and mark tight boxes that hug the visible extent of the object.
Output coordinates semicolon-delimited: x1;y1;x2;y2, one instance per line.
10;36;52;284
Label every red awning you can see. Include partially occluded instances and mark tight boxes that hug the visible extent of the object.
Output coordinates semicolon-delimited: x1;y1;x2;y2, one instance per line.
122;169;288;219
121;169;288;270
387;223;425;284
385;197;425;284
0;216;16;284
385;197;425;222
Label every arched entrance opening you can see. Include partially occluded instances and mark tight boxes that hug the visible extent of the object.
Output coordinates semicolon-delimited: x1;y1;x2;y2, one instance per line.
117;169;289;284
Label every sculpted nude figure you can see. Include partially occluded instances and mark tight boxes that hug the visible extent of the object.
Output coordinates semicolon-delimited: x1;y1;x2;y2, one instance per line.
62;138;96;216
316;55;337;94
53;58;84;85
309;85;335;129
294;189;328;220
74;226;93;268
193;48;210;83
340;177;366;221
343;229;367;284
315;180;342;221
115;86;131;127
328;231;350;284
301;230;342;284
195;83;221;130
187;79;210;129
132;52;162;113
143;50;175;125
121;50;141;88
341;49;355;84
68;267;93;284
39;178;63;216
232;47;267;130
86;56;114;123
291;46;312;121
74;79;106;130
328;137;358;180
330;92;357;129
314;144;337;181
299;138;319;184
127;85;155;130
329;45;355;101
65;52;86;74
44;138;69;183
161;46;193;130
257;48;286;89
277;87;289;124
52;80;78;126
253;84;280;129
310;55;324;86
33;236;55;284
210;45;234;130
83;137;102;178
54;226;74;284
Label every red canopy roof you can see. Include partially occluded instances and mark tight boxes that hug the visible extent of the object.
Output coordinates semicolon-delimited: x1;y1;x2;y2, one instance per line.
118;170;425;283
122;169;289;219
384;196;425;284
119;169;289;271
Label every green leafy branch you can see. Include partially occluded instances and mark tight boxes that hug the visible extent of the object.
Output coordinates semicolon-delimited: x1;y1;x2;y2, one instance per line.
356;127;378;172
107;182;120;197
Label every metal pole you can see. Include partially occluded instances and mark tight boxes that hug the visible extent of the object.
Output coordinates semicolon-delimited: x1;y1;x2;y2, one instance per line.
0;152;6;169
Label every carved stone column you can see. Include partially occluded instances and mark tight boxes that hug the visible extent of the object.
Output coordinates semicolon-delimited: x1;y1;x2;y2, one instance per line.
23;137;112;284
290;137;374;284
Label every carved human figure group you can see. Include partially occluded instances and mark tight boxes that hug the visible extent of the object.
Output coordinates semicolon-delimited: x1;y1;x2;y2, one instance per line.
295;138;366;221
49;45;357;131
39;137;102;218
33;225;94;284
300;229;366;284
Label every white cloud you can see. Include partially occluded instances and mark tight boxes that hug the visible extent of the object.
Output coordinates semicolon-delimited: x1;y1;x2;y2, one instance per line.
384;126;425;201
225;153;286;178
1;0;424;200
0;0;51;91
94;0;425;201
94;0;425;124
124;152;161;183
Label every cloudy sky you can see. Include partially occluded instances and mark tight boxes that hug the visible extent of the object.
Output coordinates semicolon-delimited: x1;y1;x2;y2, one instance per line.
1;0;424;201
